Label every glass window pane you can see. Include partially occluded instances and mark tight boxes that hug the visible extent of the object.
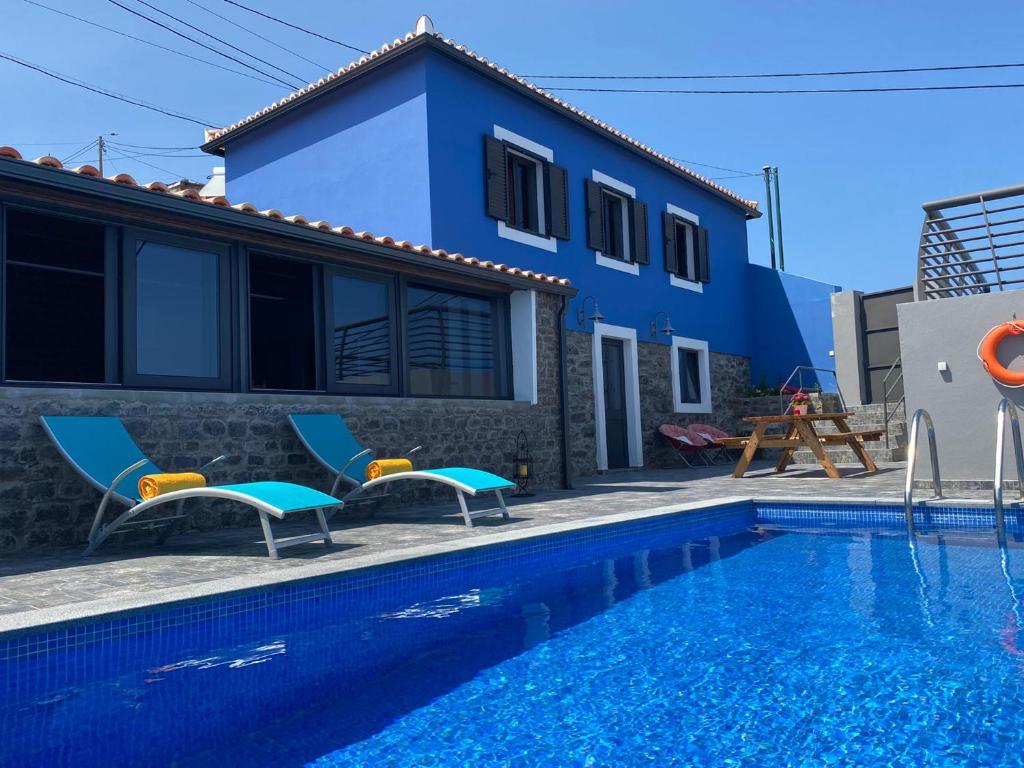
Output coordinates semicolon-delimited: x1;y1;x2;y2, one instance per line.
407;285;499;397
680;349;702;404
602;192;624;259
249;254;315;390
4;209;105;383
135;241;220;378
675;221;691;279
331;274;392;386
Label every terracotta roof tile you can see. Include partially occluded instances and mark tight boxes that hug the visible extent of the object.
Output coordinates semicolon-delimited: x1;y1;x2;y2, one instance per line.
202;27;758;215
0;147;570;287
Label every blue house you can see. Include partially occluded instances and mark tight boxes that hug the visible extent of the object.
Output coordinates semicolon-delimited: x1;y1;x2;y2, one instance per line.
202;15;838;473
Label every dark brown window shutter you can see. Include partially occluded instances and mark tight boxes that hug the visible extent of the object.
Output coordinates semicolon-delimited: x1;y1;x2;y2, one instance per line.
585;179;605;252
546;163;569;240
696;226;711;283
484;136;508;221
663;212;678;274
631;199;649;265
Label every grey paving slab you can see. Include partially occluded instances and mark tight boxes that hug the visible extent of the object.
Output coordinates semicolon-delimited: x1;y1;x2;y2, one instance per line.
0;461;995;630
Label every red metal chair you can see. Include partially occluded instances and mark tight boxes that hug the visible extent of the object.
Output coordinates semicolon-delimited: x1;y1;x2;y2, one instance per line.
689;423;733;463
659;424;712;467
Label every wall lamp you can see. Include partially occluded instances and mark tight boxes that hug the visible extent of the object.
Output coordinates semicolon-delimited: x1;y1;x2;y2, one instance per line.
650;311;675;338
576;296;605;328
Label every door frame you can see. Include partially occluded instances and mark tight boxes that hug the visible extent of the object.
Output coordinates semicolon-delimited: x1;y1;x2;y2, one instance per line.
592;321;643;471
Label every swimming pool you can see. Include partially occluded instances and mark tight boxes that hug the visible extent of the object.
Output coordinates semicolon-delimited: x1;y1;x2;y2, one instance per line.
4;499;1024;766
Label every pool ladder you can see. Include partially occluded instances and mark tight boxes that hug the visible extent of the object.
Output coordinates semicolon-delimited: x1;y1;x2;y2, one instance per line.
995;398;1024;520
904;409;942;526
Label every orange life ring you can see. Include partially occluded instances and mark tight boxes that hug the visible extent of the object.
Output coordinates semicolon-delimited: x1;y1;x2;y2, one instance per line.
979;321;1024;387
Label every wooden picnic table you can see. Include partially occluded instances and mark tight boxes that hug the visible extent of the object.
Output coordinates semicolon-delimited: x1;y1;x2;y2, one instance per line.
725;412;881;479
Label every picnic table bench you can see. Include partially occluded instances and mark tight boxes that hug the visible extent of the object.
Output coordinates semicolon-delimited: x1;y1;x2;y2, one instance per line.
727;413;881;479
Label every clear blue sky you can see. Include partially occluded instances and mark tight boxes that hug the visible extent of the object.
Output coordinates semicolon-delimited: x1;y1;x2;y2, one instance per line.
5;0;1024;291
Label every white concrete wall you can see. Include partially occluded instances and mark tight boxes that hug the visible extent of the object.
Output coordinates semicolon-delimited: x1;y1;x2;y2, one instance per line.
899;291;1024;482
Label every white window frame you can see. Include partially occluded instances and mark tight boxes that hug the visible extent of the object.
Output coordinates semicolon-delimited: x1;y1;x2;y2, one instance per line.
509;289;538;404
494;125;557;253
666;203;703;294
671;335;712;414
592;321;644;470
593;170;639;276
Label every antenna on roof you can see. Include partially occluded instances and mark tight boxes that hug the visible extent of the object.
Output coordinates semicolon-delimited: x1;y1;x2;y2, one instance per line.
415;14;435;35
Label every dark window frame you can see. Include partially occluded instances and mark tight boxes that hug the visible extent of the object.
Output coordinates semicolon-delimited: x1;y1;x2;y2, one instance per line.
0;202;120;387
246;249;321;393
122;227;233;391
673;217;696;281
599;186;631;263
0;200;518;401
323;264;400;397
503;145;546;237
400;274;513;401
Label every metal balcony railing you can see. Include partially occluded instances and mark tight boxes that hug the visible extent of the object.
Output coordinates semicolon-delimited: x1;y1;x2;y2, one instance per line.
917;184;1024;299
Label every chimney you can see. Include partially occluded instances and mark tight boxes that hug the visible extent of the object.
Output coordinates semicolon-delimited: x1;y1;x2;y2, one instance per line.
199;166;225;198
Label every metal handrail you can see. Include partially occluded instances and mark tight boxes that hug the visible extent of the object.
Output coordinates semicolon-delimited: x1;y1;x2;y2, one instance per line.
777;366;847;414
904;408;942;526
995;398;1024;519
881;357;905;450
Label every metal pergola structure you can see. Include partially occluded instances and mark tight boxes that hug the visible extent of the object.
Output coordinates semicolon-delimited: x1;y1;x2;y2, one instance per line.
917;184;1024;300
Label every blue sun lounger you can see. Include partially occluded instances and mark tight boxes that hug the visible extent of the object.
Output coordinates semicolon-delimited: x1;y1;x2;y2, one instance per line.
288;414;515;527
42;416;344;559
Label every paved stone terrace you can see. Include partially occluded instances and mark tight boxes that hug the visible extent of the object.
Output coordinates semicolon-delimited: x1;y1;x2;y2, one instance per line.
0;461;995;628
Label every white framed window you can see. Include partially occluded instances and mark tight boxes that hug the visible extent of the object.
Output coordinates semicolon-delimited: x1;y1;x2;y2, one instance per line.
487;126;567;253
588;171;648;275
664;204;707;293
670;335;712;414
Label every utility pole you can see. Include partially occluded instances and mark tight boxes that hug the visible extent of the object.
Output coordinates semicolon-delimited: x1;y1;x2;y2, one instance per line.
97;135;105;176
773;166;786;272
762;166;776;269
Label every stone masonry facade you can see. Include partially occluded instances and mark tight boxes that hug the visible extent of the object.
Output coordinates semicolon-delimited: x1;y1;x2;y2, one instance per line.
0;294;567;553
566;329;750;475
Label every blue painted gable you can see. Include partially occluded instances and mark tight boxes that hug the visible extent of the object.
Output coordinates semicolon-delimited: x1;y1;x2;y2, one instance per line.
225;50;434;244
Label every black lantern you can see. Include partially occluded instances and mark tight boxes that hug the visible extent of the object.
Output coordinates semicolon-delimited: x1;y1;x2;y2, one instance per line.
511;430;533;497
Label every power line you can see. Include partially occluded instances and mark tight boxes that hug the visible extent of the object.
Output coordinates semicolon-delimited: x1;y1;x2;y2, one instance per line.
106;146;210;158
524;61;1024;81
128;0;306;86
60;140;99;165
106;0;298;90
669;157;760;177
0;51;220;126
106;141;198;150
104;153;196;177
220;0;368;55
543;83;1024;95
182;0;331;76
20;0;282;88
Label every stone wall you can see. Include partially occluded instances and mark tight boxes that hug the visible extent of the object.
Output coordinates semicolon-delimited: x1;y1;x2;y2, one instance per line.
0;293;566;553
640;344;750;469
565;329;750;473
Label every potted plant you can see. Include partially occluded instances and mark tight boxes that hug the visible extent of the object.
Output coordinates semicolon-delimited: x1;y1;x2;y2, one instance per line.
790;390;810;416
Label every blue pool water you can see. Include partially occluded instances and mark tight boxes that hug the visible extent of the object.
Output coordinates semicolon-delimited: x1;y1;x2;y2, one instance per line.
6;502;1024;766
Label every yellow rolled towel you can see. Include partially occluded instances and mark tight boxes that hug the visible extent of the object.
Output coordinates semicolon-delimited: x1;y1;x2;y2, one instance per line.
138;472;206;501
366;458;413;481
